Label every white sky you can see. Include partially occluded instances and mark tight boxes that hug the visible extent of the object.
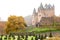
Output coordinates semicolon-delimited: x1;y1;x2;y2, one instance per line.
0;0;60;21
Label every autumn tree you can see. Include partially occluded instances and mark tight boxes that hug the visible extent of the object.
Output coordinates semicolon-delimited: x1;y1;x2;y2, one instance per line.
5;15;27;34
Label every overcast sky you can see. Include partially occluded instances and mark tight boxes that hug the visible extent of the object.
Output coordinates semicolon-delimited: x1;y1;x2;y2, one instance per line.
0;0;60;21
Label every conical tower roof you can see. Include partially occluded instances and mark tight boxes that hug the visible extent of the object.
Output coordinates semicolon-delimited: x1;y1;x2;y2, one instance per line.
33;8;36;14
40;3;44;9
38;3;44;11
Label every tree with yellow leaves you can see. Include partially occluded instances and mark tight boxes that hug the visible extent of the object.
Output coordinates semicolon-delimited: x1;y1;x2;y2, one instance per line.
5;15;27;34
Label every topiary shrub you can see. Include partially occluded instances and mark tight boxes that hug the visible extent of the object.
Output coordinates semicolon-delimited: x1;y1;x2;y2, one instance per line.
40;35;43;40
38;34;41;39
35;35;38;40
44;34;47;39
25;35;28;40
49;32;53;37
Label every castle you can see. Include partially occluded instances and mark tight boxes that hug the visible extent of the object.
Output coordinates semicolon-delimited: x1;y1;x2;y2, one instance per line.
32;3;55;26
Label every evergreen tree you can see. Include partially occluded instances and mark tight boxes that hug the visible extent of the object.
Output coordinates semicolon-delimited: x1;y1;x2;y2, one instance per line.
21;35;24;39
40;35;43;40
44;34;47;39
25;35;28;40
39;34;41;39
26;35;28;38
9;33;15;39
1;35;3;40
35;35;38;40
49;32;53;37
31;37;33;40
4;35;7;40
18;34;20;40
29;33;31;36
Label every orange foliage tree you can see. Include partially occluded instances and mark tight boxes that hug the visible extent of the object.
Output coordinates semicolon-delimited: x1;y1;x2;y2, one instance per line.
5;15;27;34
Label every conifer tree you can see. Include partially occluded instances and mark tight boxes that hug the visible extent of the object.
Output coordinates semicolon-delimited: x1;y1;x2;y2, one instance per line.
44;34;47;39
18;34;20;40
25;35;28;40
49;32;53;37
39;34;41;39
40;35;43;40
31;37;33;40
35;35;38;40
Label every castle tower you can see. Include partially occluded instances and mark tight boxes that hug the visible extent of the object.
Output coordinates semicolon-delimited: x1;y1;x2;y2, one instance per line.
43;4;55;17
38;3;44;12
32;3;55;26
38;3;43;22
38;3;55;17
32;8;36;26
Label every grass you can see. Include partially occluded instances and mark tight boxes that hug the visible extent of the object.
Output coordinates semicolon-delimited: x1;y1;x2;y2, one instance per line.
9;26;60;34
25;27;60;33
2;26;60;40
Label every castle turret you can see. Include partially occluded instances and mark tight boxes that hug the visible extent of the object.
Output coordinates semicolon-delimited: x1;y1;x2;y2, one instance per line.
45;4;48;8
38;3;44;12
33;8;36;14
40;3;44;9
32;3;55;26
52;4;55;9
43;4;55;17
32;8;36;26
45;4;52;9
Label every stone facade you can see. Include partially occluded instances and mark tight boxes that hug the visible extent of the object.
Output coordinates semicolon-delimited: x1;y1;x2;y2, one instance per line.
0;21;6;35
32;3;55;26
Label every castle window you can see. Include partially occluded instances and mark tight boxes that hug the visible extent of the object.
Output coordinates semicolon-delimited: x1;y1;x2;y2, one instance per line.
33;21;34;23
44;13;46;15
39;15;41;16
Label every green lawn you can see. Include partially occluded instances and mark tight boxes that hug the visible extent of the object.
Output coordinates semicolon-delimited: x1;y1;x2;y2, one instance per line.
26;27;60;33
10;26;60;34
1;27;60;40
